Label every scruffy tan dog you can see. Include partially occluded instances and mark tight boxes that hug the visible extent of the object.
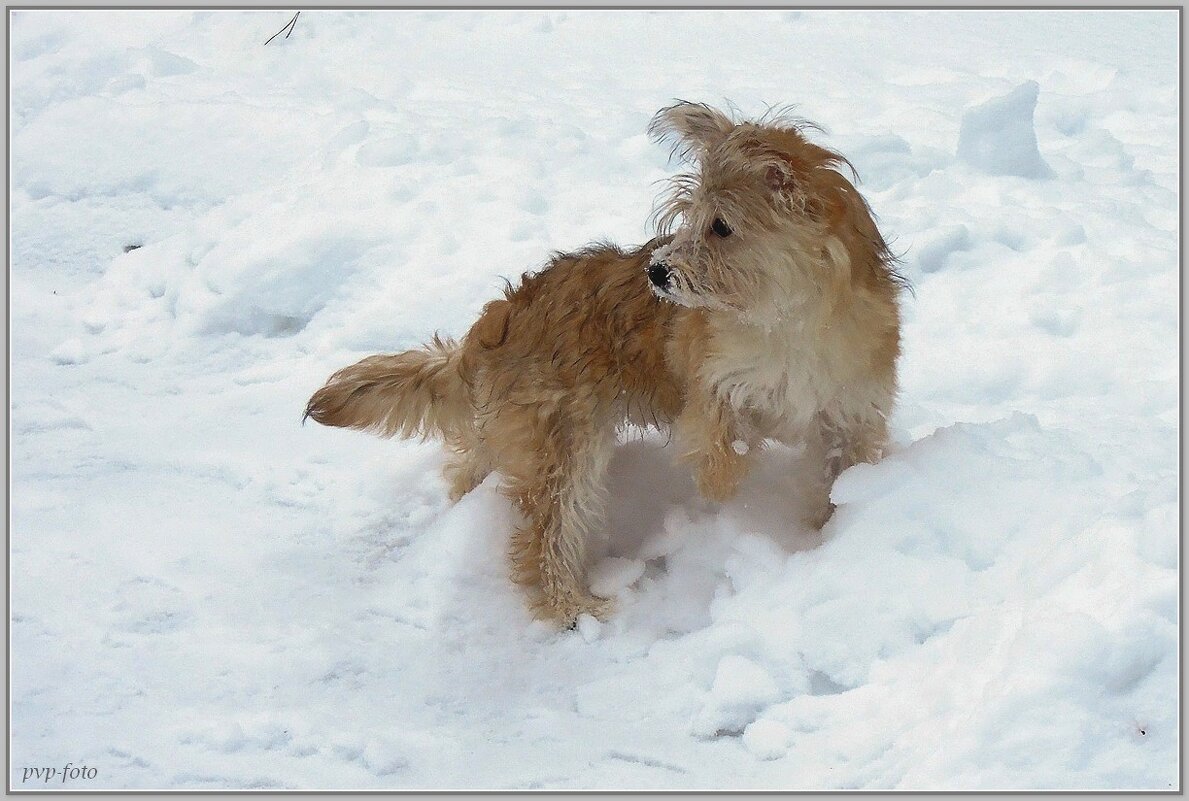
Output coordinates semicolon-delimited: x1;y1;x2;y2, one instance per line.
306;102;905;626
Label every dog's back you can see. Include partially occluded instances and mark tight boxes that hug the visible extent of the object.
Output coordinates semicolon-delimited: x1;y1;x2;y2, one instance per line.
305;240;683;444
463;240;684;431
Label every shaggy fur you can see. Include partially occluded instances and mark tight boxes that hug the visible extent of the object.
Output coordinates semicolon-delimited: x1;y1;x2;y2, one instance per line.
305;102;905;626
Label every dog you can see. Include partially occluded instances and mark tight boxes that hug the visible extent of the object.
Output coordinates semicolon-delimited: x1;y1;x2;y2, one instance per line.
305;102;905;626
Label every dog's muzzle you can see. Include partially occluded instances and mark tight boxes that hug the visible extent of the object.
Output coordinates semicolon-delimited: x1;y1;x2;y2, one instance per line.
647;262;672;291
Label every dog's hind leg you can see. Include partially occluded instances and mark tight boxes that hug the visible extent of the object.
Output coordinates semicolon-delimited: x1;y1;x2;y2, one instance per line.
500;408;615;626
443;448;491;502
442;424;492;502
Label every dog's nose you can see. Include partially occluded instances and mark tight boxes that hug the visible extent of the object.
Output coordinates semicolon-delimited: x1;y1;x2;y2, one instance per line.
647;262;671;290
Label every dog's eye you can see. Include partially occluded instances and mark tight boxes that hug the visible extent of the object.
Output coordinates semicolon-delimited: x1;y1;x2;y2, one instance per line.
711;218;733;238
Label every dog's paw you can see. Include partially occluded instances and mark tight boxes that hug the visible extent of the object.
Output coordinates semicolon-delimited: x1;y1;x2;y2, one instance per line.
804;501;837;530
542;593;616;630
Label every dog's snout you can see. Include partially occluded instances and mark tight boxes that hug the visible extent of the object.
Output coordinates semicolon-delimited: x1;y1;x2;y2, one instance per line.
647;262;671;290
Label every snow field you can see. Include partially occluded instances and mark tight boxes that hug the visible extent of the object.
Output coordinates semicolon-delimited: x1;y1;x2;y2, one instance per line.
9;9;1179;790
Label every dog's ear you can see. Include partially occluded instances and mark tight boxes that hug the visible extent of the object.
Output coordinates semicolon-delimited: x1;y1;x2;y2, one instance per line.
764;159;809;211
765;162;794;194
648;101;735;161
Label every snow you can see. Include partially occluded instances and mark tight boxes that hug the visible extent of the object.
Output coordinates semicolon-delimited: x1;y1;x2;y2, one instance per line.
742;719;793;761
690;655;783;739
9;8;1178;792
957;81;1054;179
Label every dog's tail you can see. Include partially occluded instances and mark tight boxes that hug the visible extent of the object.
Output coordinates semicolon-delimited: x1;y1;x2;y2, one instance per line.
303;335;470;441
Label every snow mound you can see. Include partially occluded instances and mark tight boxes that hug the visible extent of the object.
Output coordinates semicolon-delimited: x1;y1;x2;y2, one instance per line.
742;720;792;761
957;81;1054;178
712;413;1177;788
691;655;783;738
82;177;400;345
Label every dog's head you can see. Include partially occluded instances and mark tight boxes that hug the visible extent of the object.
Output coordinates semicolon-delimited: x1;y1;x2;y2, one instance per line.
646;102;899;323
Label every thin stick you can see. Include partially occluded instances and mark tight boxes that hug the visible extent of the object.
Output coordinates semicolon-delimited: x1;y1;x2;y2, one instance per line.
264;11;300;46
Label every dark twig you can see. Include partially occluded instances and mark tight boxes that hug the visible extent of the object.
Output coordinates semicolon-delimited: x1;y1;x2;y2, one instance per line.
264;11;300;45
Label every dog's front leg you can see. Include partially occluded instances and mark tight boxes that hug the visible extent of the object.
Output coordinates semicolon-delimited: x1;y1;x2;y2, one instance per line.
675;389;756;503
803;410;890;528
